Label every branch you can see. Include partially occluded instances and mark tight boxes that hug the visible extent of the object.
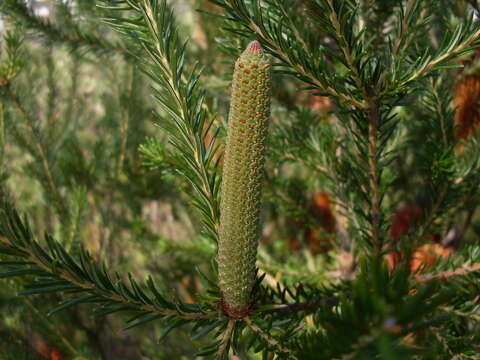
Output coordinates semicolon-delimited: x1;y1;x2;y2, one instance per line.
103;0;221;242
248;22;366;109
325;0;368;102
245;316;299;360
216;319;235;359
21;294;78;355
216;0;368;109
324;0;383;251
4;90;68;222
0;205;216;325
367;102;381;252
414;262;480;282
400;25;480;87
258;298;339;315
392;0;421;58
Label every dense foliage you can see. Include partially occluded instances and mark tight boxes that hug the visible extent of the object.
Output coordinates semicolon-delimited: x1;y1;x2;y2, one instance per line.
0;0;480;359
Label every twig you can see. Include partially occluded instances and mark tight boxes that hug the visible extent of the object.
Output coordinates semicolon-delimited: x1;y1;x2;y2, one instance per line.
0;235;215;321
258;296;343;316
277;2;310;57
250;22;366;109
325;1;382;252
392;0;420;58
367;102;381;252
245;316;299;360
22;295;78;355
140;0;221;238
115;62;134;178
439;306;480;322
400;27;480;87
7;92;68;222
414;262;480;282
326;0;369;101
221;0;367;109
216;319;235;359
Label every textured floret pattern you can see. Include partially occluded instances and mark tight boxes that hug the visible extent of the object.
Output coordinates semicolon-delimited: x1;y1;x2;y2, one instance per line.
218;41;271;317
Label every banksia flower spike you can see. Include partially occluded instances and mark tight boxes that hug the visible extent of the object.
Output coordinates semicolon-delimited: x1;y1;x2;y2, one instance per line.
218;40;271;318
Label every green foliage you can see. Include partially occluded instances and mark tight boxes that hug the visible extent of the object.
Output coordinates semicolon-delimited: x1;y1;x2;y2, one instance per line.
0;0;480;359
102;0;222;245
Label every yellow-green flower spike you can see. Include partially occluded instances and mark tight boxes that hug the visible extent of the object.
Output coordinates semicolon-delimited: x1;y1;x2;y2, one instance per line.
218;40;271;318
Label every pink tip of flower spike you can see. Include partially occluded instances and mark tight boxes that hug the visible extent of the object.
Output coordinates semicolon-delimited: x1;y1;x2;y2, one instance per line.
246;40;263;54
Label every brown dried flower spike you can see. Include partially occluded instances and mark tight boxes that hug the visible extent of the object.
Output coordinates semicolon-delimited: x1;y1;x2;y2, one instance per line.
454;75;480;140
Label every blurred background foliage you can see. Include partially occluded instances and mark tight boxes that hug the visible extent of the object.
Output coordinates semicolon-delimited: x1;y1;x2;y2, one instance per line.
0;1;209;358
0;0;480;359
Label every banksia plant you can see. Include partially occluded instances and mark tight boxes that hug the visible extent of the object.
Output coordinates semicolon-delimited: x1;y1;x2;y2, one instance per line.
2;1;480;359
218;40;271;318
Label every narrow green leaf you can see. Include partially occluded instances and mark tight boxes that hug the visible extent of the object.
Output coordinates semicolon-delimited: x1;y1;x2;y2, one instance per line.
123;314;162;331
158;319;190;343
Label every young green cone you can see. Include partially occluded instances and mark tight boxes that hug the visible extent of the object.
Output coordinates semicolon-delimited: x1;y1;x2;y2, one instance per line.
218;41;271;318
